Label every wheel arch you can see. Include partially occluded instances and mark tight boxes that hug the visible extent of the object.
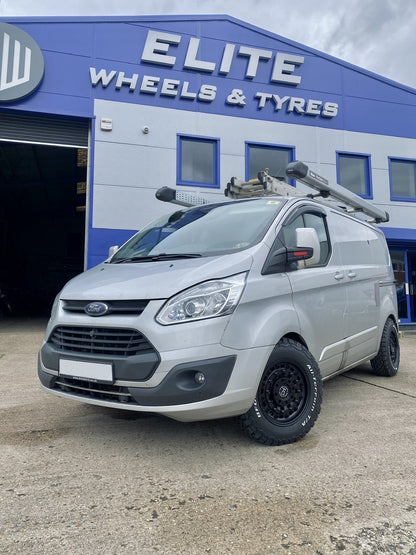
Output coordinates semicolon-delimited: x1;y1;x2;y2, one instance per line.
376;311;399;349
279;332;308;350
386;313;399;333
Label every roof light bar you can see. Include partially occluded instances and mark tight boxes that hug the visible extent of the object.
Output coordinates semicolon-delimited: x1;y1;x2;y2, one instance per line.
155;186;209;207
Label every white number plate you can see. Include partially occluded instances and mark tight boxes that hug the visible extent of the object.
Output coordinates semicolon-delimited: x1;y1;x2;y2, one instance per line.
59;359;113;383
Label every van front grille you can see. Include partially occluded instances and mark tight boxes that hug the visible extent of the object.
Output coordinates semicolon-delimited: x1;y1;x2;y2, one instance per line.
49;326;154;357
62;299;149;316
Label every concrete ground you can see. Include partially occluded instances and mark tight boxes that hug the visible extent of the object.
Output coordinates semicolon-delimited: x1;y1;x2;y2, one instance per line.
0;318;415;554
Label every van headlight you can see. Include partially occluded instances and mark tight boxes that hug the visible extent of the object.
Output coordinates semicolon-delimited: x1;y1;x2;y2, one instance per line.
156;273;247;325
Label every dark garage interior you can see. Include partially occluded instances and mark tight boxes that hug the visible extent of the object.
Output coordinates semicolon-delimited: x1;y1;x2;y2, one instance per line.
0;142;87;317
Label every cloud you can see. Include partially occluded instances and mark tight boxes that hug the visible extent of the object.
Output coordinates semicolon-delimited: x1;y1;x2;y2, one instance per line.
319;0;416;86
1;0;415;87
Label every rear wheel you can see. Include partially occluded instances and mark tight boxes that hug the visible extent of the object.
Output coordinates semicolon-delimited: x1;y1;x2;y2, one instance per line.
239;338;322;446
370;319;400;377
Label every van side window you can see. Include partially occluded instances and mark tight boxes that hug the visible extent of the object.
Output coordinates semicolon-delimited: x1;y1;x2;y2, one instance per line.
279;210;330;266
280;214;304;249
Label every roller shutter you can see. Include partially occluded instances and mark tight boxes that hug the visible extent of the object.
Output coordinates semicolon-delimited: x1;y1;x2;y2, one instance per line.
0;112;89;148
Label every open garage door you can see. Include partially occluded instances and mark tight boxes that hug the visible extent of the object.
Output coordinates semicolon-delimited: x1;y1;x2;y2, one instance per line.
0;113;89;317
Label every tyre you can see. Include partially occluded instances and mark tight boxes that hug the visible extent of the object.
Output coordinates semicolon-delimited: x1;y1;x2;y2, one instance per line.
370;318;400;377
239;338;323;446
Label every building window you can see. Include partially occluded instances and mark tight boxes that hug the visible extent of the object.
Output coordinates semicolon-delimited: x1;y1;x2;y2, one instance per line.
177;135;219;188
246;143;295;183
389;158;416;201
337;152;372;198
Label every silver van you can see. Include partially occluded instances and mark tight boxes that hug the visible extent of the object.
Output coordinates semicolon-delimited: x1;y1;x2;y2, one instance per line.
38;163;400;445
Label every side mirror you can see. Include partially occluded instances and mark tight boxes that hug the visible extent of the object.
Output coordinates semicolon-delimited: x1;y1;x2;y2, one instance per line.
262;227;321;275
295;227;320;267
108;245;119;258
262;245;314;275
262;247;287;274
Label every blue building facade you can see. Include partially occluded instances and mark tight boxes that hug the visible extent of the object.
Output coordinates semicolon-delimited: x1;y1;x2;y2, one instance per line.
1;16;416;321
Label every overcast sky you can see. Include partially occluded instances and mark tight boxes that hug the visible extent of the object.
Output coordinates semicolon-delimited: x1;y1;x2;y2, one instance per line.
1;0;415;89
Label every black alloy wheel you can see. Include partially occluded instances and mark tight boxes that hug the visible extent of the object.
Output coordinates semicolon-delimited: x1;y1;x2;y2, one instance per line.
239;338;323;446
371;318;400;377
259;362;307;424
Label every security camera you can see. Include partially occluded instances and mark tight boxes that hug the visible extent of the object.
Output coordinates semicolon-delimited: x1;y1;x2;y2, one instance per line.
142;126;150;134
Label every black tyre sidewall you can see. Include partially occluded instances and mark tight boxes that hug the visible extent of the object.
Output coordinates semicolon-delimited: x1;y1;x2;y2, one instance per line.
371;319;400;376
244;340;322;445
387;320;400;373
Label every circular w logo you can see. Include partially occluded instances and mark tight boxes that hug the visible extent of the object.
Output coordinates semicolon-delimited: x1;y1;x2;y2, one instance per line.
0;22;44;103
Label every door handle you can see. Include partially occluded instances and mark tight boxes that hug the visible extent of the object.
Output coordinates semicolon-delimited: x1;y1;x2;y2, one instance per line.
347;271;357;279
334;272;345;281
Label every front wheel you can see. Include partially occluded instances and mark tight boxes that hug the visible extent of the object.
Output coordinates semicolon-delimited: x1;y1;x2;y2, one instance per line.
239;338;323;446
370;318;400;377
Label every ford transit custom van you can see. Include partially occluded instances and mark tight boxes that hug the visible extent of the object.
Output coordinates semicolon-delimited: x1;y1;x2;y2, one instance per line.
38;163;399;445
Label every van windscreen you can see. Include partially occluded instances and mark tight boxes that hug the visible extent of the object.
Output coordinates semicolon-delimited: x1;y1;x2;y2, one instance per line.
110;198;285;262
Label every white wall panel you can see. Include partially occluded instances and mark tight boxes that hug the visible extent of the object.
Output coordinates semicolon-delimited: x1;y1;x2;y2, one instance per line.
372;168;391;204
378;203;416;230
93;99;416;232
93;185;173;230
93;141;177;187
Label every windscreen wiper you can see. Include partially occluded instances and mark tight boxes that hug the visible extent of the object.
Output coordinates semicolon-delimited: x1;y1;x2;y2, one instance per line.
112;253;202;264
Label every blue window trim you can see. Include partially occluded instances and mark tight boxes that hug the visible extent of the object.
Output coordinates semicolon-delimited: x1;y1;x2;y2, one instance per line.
177;134;220;189
336;151;373;199
245;142;296;186
388;156;416;203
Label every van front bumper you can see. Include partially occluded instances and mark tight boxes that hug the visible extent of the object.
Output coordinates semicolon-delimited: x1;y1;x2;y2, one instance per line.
38;343;272;421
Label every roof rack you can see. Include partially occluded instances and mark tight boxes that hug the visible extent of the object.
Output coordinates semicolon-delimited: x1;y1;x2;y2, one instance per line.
155;161;389;224
286;161;389;223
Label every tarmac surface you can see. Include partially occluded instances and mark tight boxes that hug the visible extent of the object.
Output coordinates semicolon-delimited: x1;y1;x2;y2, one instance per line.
0;317;415;554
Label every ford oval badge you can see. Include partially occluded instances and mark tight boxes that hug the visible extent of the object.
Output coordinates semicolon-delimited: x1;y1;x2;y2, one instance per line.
84;302;109;316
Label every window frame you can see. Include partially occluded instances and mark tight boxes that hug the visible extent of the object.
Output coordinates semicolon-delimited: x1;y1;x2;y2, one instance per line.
336;151;373;199
177;134;220;189
245;141;295;186
388;156;416;203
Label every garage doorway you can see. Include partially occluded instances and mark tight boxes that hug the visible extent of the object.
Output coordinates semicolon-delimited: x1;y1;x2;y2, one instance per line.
0;142;88;317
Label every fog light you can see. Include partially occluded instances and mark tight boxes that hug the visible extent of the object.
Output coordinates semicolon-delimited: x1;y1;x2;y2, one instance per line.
194;371;205;385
